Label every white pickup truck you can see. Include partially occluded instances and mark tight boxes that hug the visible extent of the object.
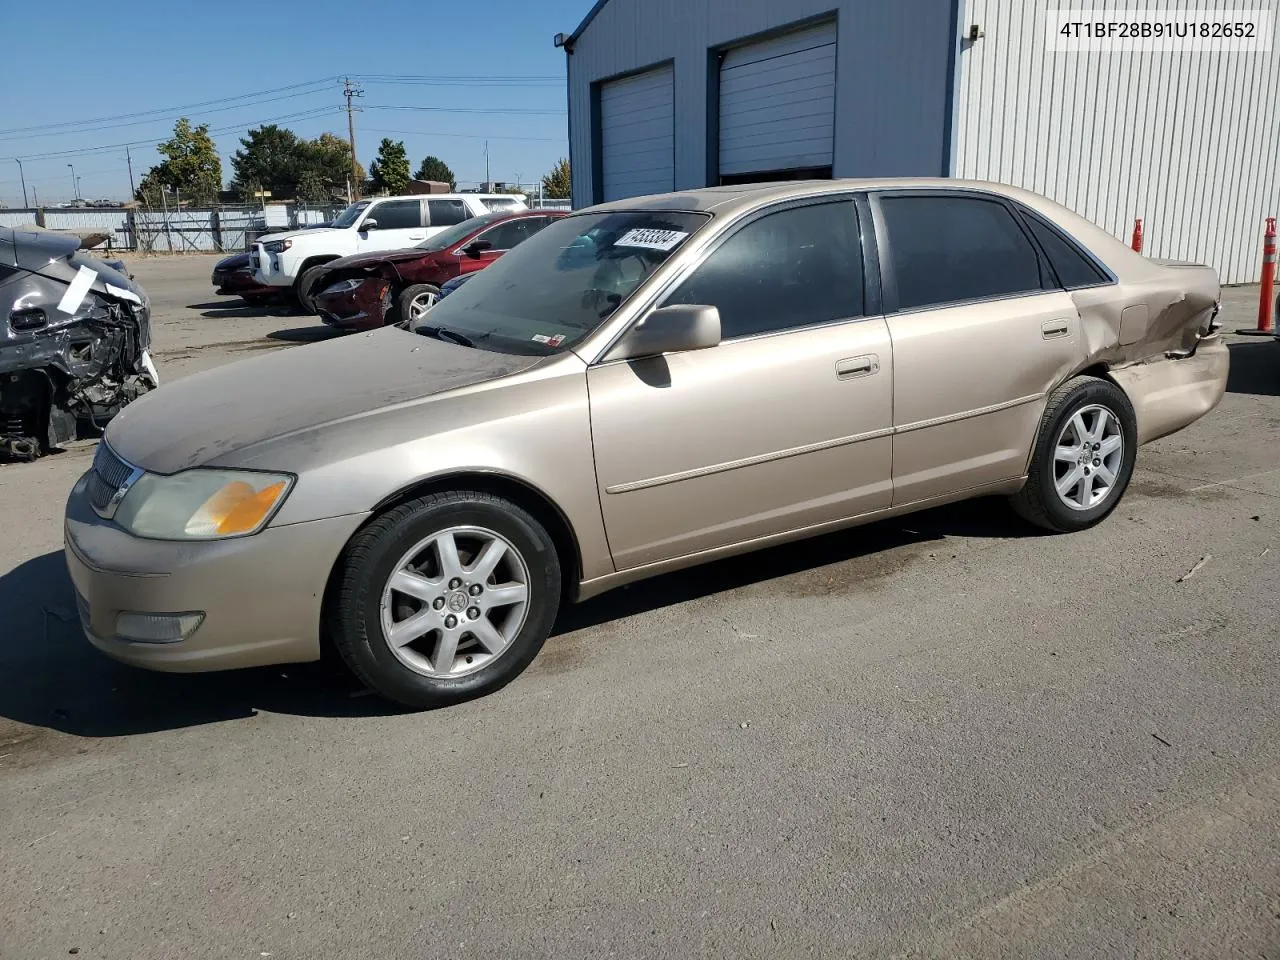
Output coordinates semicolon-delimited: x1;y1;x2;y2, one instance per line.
251;193;527;308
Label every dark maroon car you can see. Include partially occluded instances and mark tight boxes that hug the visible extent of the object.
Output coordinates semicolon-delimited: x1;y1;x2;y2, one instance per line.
309;210;567;330
211;252;278;305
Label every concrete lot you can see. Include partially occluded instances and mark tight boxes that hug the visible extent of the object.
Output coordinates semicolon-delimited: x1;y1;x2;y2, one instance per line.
1;255;1277;959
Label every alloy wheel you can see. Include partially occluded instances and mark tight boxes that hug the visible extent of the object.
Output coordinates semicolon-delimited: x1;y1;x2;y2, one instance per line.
379;525;531;678
1053;404;1124;510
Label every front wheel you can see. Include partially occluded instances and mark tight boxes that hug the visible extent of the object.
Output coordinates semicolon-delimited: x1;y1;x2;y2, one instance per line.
397;284;441;324
329;492;562;709
294;264;330;314
1009;375;1138;533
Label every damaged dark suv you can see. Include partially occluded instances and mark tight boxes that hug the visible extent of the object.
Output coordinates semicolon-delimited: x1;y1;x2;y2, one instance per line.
0;228;157;461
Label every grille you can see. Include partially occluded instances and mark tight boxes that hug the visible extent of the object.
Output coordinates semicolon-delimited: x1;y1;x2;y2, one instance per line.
86;442;134;513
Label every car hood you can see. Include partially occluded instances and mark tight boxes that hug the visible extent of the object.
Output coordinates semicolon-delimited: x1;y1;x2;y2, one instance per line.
258;226;340;244
104;328;543;474
215;252;252;270
0;227;145;302
327;247;433;271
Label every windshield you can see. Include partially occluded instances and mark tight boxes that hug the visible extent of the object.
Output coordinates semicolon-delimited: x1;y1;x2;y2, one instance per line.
406;210;710;355
415;214;504;251
331;201;371;229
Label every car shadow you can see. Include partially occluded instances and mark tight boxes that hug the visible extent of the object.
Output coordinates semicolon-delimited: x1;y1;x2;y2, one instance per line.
0;552;397;740
195;300;296;320
0;498;1028;738
268;326;347;343
553;495;1032;634
1226;338;1280;397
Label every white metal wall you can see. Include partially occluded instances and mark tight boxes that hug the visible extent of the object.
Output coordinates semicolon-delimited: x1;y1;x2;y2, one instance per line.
719;20;838;177
954;0;1280;283
599;65;676;201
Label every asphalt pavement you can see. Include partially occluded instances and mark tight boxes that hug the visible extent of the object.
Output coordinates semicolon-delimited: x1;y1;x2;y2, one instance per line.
1;256;1277;959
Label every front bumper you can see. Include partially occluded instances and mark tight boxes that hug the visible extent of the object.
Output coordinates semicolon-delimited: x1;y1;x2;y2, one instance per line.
314;278;392;331
63;471;369;673
213;268;275;297
250;245;294;288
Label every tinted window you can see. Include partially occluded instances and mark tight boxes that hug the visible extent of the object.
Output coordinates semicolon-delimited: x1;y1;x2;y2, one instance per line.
366;200;422;230
427;198;468;226
880;195;1042;310
477;217;545;251
663;201;862;339
1022;212;1110;288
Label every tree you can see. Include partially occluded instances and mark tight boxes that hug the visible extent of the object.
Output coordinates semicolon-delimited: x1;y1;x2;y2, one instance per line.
230;127;363;202
413;155;456;190
541;158;571;199
367;139;412;195
230;124;304;201
135;118;222;206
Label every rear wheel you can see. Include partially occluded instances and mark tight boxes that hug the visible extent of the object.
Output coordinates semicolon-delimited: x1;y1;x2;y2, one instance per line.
397;284;441;324
330;491;561;709
1009;376;1137;532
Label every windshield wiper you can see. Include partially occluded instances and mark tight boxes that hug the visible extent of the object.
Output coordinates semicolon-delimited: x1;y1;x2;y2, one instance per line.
415;324;476;348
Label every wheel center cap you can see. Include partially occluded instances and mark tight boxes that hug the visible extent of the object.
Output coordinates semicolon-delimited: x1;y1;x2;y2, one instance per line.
446;591;468;613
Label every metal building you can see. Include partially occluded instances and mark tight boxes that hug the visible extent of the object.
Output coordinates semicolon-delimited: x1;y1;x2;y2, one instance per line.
561;0;1280;282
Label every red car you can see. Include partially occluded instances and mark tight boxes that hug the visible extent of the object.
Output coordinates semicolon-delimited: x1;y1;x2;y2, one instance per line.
309;209;567;330
211;252;279;305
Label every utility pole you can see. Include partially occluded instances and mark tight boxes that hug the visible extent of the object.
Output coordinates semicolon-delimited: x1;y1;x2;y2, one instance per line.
484;140;491;192
67;163;79;201
344;77;364;200
125;145;137;199
14;159;27;208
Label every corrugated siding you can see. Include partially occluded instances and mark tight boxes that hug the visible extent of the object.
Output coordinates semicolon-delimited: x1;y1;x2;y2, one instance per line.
600;65;675;200
955;0;1280;283
719;21;837;176
566;0;956;208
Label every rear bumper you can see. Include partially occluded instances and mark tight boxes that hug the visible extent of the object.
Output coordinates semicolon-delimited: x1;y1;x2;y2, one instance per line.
214;269;275;297
63;471;369;673
1110;335;1230;445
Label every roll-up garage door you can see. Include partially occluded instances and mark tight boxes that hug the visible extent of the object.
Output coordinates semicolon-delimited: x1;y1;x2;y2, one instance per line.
718;21;837;180
600;64;675;201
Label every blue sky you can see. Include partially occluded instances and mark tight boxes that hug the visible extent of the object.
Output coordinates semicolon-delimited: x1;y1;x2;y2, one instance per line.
0;0;591;205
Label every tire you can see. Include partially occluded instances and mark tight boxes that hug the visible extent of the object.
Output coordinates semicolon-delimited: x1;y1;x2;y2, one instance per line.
1009;375;1138;533
396;283;441;324
294;264;331;314
330;491;562;709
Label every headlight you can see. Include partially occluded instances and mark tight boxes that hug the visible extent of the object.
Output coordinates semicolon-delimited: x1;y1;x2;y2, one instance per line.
114;469;294;540
324;278;363;294
263;239;292;253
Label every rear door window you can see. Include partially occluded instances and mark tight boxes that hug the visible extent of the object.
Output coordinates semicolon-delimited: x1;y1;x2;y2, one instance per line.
878;194;1044;310
427;199;469;226
477;218;542;251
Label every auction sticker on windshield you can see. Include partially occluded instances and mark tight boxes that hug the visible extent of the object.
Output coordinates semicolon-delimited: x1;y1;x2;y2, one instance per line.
615;229;689;252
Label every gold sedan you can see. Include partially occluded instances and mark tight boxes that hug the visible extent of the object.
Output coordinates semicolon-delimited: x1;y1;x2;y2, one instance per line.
64;179;1228;708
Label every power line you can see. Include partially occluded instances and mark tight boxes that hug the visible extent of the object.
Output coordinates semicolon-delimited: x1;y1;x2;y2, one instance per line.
365;105;566;116
0;87;338;143
360;126;563;143
0;77;341;138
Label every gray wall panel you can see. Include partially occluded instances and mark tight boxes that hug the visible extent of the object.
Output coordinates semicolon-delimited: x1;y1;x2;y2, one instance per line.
566;0;956;207
955;0;1280;284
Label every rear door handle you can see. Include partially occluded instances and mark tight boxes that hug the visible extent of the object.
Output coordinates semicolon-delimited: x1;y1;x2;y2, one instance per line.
836;354;879;379
1042;319;1071;339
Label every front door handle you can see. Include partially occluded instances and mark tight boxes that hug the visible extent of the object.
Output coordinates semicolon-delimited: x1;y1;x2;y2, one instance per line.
1042;319;1071;339
836;354;880;379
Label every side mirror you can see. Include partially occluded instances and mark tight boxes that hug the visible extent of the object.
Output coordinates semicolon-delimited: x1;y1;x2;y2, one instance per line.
360;218;378;231
606;304;721;362
462;239;493;257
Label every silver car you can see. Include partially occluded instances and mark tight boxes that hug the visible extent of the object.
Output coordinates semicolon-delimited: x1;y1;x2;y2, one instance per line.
64;178;1229;708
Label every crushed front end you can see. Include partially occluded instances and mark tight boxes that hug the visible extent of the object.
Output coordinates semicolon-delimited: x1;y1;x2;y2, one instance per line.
0;228;158;462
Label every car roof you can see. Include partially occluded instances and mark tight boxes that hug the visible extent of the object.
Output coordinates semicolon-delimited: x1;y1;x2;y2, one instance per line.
579;177;1147;278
